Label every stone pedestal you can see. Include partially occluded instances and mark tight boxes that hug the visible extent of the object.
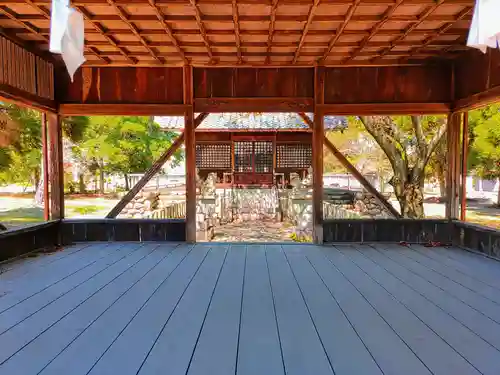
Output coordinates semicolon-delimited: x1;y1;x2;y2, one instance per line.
196;196;216;241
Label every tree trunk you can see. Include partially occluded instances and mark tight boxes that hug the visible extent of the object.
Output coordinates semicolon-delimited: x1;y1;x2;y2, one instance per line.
78;173;86;194
437;168;446;198
124;173;129;190
99;168;105;194
393;180;425;219
33;167;40;191
497;182;500;207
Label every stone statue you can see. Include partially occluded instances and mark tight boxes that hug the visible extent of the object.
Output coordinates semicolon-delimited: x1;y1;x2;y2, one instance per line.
301;166;313;187
201;172;216;197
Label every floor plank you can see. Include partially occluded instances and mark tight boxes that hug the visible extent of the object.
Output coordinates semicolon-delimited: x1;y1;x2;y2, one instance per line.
236;244;284;375
397;245;500;305
0;243;147;366
284;245;383;375
266;244;334;375
0;244;89;280
0;243;126;311
307;248;432;375
1;242;500;375
38;244;186;375
187;244;246;375
411;245;500;288
137;245;228;375
0;243;139;335
325;245;480;375
343;245;500;375
373;244;500;326
87;244;209;375
358;244;500;351
0;244;166;375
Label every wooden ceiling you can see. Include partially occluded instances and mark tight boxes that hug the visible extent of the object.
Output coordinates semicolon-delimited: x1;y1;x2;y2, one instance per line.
0;0;475;67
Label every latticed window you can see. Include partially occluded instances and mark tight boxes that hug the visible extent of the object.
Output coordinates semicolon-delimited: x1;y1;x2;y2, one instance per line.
195;143;231;170
276;143;312;169
234;141;253;172
254;141;273;173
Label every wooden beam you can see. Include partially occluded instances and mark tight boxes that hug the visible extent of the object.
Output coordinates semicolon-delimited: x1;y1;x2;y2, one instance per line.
343;0;404;64
22;0;109;63
188;0;214;62
374;0;445;61
184;65;196;242
75;5;136;64
148;0;188;64
59;104;189;116
195;97;314;112
106;112;208;219
232;0;243;64
319;0;361;63
265;0;280;65
318;103;451;115
0;83;57;112
41;112;50;221
299;112;402;219
312;66;324;244
404;6;472;61
48;113;64;219
453;85;500;112
292;0;320;64
106;0;163;63
460;111;468;221
446;112;461;219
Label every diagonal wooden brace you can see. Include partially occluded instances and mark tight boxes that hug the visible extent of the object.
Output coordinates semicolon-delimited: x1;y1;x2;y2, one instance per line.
298;112;402;219
106;112;208;218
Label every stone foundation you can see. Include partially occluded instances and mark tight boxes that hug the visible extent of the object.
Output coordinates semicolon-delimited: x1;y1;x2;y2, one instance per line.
120;191;160;218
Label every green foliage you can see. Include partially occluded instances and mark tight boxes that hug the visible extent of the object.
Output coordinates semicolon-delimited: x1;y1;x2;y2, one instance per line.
72;205;106;215
468;105;500;181
73;116;180;180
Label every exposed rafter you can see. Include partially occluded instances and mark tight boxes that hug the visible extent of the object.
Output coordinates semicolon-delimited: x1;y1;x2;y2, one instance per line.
106;0;162;63
292;0;320;64
148;0;188;64
23;0;109;63
265;0;279;64
318;0;361;63
342;0;404;64
232;0;242;64
76;5;136;64
188;0;214;62
403;6;473;61
374;0;445;61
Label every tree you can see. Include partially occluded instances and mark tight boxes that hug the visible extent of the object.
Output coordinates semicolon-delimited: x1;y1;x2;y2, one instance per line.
72;116;180;194
468;105;500;206
358;115;447;218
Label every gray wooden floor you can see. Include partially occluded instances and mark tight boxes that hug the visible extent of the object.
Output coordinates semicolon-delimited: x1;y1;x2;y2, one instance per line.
1;242;500;375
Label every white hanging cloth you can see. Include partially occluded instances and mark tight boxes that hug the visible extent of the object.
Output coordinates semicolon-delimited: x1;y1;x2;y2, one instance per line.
49;0;86;81
467;0;500;53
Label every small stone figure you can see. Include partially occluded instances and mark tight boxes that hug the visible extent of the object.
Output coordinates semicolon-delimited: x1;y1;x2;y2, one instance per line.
301;166;313;188
201;172;217;197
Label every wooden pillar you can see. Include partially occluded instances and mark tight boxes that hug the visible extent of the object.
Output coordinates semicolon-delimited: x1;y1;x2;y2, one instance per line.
460;112;469;221
41;113;50;220
184;65;196;243
446;112;461;220
47;113;64;220
312;66;324;244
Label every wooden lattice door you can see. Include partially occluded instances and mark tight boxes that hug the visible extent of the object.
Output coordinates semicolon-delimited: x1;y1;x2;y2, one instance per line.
234;139;273;185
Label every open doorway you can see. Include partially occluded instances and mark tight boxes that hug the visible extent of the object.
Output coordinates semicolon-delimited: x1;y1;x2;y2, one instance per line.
157;112;344;243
